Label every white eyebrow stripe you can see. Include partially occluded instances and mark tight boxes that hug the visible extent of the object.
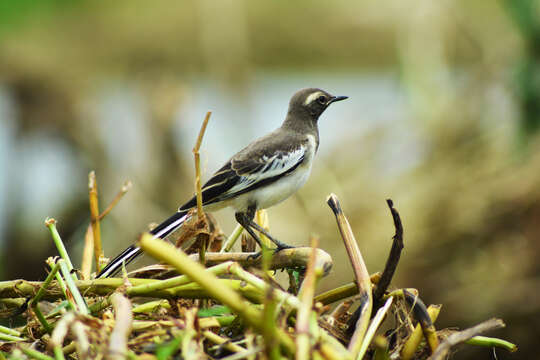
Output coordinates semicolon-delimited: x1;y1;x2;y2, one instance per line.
304;91;324;105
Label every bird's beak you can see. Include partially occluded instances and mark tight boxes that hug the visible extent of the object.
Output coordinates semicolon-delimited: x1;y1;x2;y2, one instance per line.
328;95;348;104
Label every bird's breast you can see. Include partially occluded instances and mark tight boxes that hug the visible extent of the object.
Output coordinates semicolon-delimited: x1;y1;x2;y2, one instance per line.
230;135;317;212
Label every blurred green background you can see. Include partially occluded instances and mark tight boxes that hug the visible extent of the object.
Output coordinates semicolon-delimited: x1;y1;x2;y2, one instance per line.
1;0;539;358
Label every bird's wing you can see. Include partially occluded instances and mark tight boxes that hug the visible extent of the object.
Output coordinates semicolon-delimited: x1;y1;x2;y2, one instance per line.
179;141;307;210
228;144;306;194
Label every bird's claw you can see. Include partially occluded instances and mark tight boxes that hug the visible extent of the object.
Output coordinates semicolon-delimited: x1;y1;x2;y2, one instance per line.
247;251;262;261
275;244;295;252
246;244;296;261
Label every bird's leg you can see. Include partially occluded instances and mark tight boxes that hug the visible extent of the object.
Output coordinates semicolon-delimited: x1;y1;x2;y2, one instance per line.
240;205;295;251
246;220;295;250
235;212;266;250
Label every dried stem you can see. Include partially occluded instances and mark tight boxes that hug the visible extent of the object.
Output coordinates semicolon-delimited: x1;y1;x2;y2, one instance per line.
430;318;506;360
108;293;133;360
203;330;246;353
82;180;132;278
88;171;102;272
98;180;132;221
256;209;273;248
193;111;211;220
80;226;94;280
348;199;404;335
373;199;404;308
191;247;332;275
193;112;211;265
326;194;372;357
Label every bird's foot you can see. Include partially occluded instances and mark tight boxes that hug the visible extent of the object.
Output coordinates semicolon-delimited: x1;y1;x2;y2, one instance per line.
274;243;295;251
246;244;296;261
246;251;262;261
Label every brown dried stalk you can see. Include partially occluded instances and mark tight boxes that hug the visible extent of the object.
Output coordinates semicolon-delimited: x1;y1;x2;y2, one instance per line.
82;180;132;279
430;318;506;360
373;199;404;308
193;111;211;220
326;194;372;358
88;171;102;272
108;293;133;360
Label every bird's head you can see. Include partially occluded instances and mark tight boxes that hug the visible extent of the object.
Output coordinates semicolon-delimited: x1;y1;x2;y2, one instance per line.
288;88;348;121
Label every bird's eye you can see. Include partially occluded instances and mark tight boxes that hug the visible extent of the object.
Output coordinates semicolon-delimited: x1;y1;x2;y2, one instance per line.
317;95;327;104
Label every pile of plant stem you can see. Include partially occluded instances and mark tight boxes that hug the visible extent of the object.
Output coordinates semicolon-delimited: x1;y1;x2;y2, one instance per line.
0;114;517;359
0;189;516;359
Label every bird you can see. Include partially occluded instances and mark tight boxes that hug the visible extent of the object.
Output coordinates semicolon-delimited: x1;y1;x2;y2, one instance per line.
97;88;348;278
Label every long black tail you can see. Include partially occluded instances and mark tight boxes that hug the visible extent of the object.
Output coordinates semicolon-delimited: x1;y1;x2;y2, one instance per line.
97;210;190;278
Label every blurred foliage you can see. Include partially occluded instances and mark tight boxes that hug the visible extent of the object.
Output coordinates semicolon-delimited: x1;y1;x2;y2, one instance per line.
504;0;540;140
0;0;539;359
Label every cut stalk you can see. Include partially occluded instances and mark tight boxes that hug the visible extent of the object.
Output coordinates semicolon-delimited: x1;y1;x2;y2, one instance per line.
45;219;77;281
327;194;372;358
193;111;211;220
88;171;102;272
465;336;517;352
296;238;319;360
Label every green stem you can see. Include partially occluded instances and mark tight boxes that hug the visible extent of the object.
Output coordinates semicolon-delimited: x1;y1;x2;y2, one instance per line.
33;308;51;335
465;336;517;352
53;346;65;360
0;278;262;303
0;333;24;342
29;261;61;333
127;261;233;296
314;282;357;305
46;258;69;301
0;324;21;337
220;224;244;252
132;299;169;313
296;243;319;360
228;263;301;309
45;219;77;281
30;263;60;306
19;347;54;360
58;260;88;315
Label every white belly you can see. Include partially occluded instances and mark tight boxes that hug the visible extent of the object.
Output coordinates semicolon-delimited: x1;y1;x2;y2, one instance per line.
234;163;312;211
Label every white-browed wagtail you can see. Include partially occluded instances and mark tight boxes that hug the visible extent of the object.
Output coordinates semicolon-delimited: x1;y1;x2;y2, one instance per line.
97;88;347;278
